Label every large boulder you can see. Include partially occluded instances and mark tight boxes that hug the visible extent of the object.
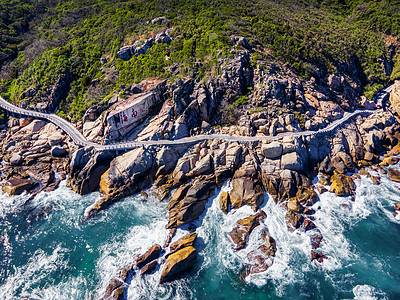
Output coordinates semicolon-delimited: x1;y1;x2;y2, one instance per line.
229;177;264;210
228;210;267;250
2;178;38;196
9;153;23;166
166;175;216;228
169;233;197;255
388;168;400;183
136;244;162;269
69;147;114;195
160;246;198;284
330;174;356;196
280;152;304;172
100;147;153;195
261;142;282;159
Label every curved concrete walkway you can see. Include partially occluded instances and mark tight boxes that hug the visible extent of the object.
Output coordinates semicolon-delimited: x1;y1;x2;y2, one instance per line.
0;84;393;151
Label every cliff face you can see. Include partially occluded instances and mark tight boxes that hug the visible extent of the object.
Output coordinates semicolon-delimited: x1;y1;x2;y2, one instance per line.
390;80;400;115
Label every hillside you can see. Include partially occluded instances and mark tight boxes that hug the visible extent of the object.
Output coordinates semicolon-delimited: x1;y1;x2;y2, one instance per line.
0;0;399;123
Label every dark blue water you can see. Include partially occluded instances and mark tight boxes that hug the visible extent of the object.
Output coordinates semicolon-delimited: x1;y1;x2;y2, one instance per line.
1;167;400;299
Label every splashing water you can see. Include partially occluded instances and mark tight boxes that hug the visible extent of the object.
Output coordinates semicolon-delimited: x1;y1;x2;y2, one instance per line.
1;170;400;299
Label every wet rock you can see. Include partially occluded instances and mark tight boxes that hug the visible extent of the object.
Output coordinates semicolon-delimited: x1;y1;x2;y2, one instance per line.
136;244;162;269
311;251;328;263
164;228;177;248
160;246;197;284
228;210;267;250
169;232;197;256
243;231;276;277
140;260;158;276
394;203;400;220
2;178;38;196
219;192;230;214
285;210;304;231
102;264;135;300
318;175;331;186
296;187;319;206
287;199;303;213
388;168;400;183
379;157;400;166
330;174;356;196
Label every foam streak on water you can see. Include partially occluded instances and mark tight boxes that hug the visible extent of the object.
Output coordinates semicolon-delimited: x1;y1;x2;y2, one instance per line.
0;170;400;299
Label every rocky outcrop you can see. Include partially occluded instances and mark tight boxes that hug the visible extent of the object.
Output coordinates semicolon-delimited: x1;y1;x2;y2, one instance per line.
68;147;114;195
330;174;356;196
136;244;162;269
389;80;400;115
228;210;267;250
2;178;38;196
160;246;198;284
388;168;400;183
166;175;216;228
243;230;276;277
101;263;135;300
100;147;154;195
394;203;400;220
169;233;197;256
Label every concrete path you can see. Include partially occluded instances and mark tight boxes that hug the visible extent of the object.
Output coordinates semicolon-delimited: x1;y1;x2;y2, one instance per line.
0;84;393;151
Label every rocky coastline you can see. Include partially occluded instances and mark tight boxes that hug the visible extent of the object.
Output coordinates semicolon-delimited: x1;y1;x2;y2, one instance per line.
1;50;400;298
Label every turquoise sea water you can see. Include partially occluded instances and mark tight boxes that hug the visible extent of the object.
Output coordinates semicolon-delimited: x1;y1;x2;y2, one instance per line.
1;166;400;300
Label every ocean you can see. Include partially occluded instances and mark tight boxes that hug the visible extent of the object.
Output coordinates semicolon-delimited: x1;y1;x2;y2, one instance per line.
1;166;400;300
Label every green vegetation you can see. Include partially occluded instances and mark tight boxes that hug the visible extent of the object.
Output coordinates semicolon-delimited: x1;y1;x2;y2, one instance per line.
0;0;399;120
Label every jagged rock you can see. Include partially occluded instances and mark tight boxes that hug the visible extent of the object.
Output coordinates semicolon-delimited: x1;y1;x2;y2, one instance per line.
280;152;304;172
388;168;400;183
136;244;162;269
311;251;328;263
164;228;177;248
140;260;158;275
169;233;197;256
69;147;114;195
160;246;197;284
10;153;23;166
167;175;216;228
243;231;276;277
330;174;356;196
229;177;264;210
51;146;66;157
219;192;230;214
287;199;303;213
261;142;282;159
187;153;212;177
2;178;38;196
285;210;304;230
389;80;400;115
379;157;400;166
155;31;172;44
228;210;267;250
151;16;170;25
100;147;153;195
102;264;135;300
